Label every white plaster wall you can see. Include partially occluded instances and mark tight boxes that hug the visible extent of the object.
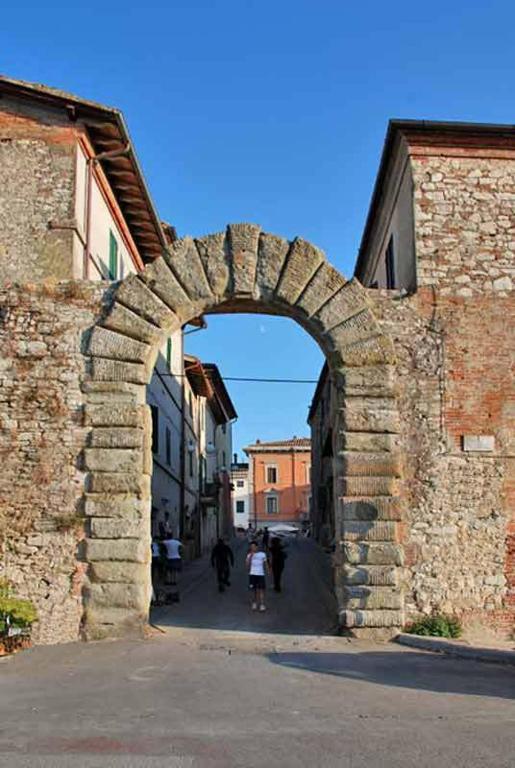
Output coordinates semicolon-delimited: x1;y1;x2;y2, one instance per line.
231;473;250;528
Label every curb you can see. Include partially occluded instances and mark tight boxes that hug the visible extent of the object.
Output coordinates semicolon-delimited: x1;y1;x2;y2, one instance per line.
395;632;515;666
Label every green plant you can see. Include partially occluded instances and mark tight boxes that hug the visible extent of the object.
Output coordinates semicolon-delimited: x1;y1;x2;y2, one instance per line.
405;614;462;639
0;579;38;635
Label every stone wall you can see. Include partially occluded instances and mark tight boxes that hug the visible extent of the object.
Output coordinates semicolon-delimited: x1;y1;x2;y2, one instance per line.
0;105;77;283
0;282;104;643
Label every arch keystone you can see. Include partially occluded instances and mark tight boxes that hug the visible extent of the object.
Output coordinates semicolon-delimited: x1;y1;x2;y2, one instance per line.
227;223;261;295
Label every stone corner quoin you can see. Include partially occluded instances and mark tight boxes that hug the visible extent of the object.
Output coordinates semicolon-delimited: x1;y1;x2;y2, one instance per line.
83;223;404;640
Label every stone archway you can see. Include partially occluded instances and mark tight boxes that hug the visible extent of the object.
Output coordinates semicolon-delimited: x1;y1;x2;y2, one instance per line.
83;224;404;640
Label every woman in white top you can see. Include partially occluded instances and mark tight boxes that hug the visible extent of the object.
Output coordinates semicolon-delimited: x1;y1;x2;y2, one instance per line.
246;541;268;611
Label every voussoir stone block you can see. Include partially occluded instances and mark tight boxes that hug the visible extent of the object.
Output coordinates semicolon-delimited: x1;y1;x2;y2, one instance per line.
89;561;148;583
89;427;145;449
341;521;398;542
340;609;404;628
325;308;378;348
102;302;162;345
256;232;290;296
340;398;400;433
138;256;194;318
84;495;148;519
85;582;149;610
116;275;180;330
195;232;230;299
313;280;367;330
340;497;404;521
87;472;151;497
334;365;396;398
89;327;150;364
341;564;399;587
342;586;403;611
84;404;147;428
338;335;396;366
164;237;213;303
84;448;143;473
276;238;325;305
84;537;149;563
296;262;347;317
342;541;404;566
341;451;402;477
228;223;260;295
90;358;148;385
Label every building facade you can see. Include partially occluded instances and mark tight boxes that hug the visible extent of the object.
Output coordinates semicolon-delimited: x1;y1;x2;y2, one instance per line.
244;439;311;529
307;363;334;547
230;457;251;530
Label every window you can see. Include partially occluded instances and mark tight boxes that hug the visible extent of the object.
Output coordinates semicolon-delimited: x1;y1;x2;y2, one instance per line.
150;405;159;454
166;337;172;369
188;449;194;478
266;465;278;484
266;495;278;515
385;236;396;289
222;451;226;468
236;480;244;488
108;230;118;280
236;500;245;515
165;427;171;466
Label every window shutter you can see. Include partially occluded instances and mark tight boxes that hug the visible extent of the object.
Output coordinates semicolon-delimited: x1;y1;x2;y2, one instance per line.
109;231;118;280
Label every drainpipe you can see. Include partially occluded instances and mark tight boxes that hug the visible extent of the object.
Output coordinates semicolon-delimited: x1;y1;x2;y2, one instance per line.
179;329;186;541
83;144;130;279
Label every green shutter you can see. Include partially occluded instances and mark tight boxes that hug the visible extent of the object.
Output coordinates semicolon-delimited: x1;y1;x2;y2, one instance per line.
109;231;118;280
166;337;172;368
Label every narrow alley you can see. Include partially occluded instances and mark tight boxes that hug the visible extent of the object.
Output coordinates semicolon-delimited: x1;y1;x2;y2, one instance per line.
151;537;338;636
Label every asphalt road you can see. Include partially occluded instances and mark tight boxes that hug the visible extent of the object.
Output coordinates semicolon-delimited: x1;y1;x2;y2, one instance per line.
1;539;514;767
152;536;338;635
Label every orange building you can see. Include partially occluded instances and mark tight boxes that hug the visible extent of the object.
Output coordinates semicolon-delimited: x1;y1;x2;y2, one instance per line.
243;438;311;529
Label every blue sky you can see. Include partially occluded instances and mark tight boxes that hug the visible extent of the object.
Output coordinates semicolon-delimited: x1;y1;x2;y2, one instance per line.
3;1;514;454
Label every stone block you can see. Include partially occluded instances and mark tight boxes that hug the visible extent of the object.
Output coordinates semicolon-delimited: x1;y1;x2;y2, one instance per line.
340;399;400;433
341;564;399;586
195;231;230;299
90;357;148;385
228;223;260;295
256;232;290;296
334;365;396;398
340;476;401;497
340;451;402;477
89;327;151;364
84;448;143;473
342;541;404;566
82;607;147;640
84;537;149;563
341;521;398;542
313;279;367;330
89;561;148;583
89;427;145;449
164;237;213;303
338;335;396;367
339;497;404;522
340;432;399;452
89;516;145;539
276;238;325;305
87;471;151;497
85;582;148;610
115;275;180;331
102;302;162;345
138;256;193;318
339;609;404;628
342;586;403;610
84;495;149;519
84;405;147;428
82;381;145;405
295;262;347;317
326;308;378;348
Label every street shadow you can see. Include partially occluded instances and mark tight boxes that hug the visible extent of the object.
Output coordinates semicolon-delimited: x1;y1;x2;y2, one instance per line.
268;651;515;700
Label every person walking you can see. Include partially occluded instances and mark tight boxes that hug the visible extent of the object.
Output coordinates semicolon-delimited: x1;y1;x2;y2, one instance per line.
269;537;287;592
211;538;234;592
246;541;268;611
162;532;183;586
262;526;270;551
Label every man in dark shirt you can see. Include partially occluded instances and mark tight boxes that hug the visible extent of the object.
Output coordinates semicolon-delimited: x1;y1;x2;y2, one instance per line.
211;538;235;592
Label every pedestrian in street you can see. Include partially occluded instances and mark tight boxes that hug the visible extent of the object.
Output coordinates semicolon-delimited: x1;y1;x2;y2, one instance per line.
269;536;287;592
262;526;270;551
211;538;235;592
159;511;173;540
246;541;268;612
162;532;183;586
151;537;162;593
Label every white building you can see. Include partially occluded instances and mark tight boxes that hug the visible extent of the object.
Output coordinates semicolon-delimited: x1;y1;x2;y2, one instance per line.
230;457;251;530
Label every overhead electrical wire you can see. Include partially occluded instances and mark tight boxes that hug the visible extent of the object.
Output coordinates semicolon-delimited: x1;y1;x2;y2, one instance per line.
160;373;318;384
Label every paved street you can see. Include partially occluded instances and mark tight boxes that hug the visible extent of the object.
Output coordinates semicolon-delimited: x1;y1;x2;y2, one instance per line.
1;538;514;768
152;536;338;636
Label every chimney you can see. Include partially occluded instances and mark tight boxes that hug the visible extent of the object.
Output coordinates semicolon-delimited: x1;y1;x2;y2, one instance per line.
256;439;260;444
233;452;237;465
